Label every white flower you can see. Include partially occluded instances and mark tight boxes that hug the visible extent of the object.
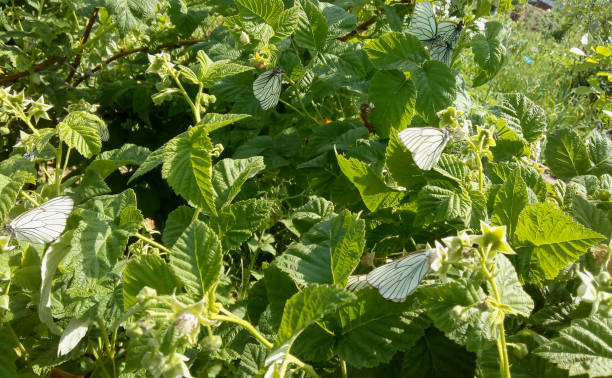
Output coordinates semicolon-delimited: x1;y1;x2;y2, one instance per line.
576;270;598;303
429;241;447;272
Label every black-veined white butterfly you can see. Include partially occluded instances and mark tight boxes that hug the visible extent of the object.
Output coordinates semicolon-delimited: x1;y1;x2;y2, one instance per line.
347;249;435;302
253;68;284;110
407;1;441;47
407;2;463;66
431;21;463;66
398;126;450;170
4;196;74;244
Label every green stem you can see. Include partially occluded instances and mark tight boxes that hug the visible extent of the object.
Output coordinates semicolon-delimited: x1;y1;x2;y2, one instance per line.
341;360;348;378
214;308;273;349
134;233;172;255
475;151;483;192
241;246;260;298
72;22;114;55
61;146;72;182
55;141;63;195
479;249;511;378
168;66;197;121
20;191;39;206
279;98;318;123
96;318;116;377
193;83;203;122
283;354;320;378
191;208;201;222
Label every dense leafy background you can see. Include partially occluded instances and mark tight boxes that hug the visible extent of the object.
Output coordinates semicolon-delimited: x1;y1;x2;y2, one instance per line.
0;0;611;377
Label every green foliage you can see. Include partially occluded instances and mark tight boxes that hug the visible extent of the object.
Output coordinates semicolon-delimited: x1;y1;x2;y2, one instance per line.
515;203;605;282
1;1;611;377
535;316;612;376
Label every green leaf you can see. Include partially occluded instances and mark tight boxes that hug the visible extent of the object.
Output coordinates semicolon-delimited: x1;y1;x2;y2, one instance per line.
0;173;22;221
264;265;299;329
235;0;283;25
319;2;357;39
515;203;605;282
162;206;195;248
477;330;570;378
58;317;91;357
295;0;328;52
416;184;472;226
275;211;364;287
201;61;254;87
276;284;354;345
87;143;150;178
127;143;165;183
123;255;180;309
571;195;612;240
74;191;142;277
544;129;592;179
280;196;335;237
587;130;612;176
162;125;217;216
0;327;17;376
499;93;547;143
40;231;73;335
535;316;612;377
418;281;494;352
336;152;403;212
362;32;428;71
472;21;507;86
103;0;156;33
209;199;273;250
212;156;265;209
57;111;103;158
367;70;416;137
402;328;476;378
412;60;457;125
329;210;365;286
169;220;223;298
385;129;427;190
198;113;251;133
491;170;529;241
168;0;208;36
271;6;300;42
336;288;427;368
237;343;268;378
490;254;534;317
468;189;488;230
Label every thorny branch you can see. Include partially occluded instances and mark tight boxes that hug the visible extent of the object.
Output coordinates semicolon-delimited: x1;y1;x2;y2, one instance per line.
66;7;99;84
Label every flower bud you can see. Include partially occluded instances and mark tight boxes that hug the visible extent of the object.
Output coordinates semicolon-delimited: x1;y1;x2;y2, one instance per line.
239;31;250;44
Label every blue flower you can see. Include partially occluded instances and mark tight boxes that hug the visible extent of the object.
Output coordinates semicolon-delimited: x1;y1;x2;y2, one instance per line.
523;56;534;63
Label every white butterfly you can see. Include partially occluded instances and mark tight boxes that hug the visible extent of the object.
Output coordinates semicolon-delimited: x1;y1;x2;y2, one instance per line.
5;196;74;244
366;249;435;302
253;68;284;110
398;126;450;170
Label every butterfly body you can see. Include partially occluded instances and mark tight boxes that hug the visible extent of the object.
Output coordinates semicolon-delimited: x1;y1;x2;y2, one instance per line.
366;249;434;302
398;126;450;170
5;196;74;244
253;68;284;110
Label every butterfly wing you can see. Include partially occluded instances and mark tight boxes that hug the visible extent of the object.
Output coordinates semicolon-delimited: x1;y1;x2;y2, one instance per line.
407;1;439;46
398;127;450;170
367;250;433;302
346;274;370;292
253;68;284;110
8;196;74;244
431;22;462;66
